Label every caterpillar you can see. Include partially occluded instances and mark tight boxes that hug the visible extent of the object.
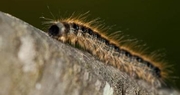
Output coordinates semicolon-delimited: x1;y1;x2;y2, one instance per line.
43;13;170;87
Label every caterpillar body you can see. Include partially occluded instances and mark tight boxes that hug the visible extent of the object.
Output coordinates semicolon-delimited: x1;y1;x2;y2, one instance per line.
45;15;169;87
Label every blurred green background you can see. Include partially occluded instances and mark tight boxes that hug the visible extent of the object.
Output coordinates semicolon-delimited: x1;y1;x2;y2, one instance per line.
0;0;180;89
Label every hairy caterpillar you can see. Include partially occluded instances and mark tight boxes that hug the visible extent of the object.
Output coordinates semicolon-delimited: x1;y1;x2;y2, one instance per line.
43;13;170;87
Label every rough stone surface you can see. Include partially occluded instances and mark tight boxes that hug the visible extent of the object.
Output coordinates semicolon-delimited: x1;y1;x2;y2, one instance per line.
0;11;179;95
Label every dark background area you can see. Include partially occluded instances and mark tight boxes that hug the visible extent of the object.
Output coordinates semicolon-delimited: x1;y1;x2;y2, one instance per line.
1;0;180;89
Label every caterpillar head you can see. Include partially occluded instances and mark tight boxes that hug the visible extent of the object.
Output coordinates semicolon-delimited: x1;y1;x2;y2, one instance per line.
48;22;67;42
